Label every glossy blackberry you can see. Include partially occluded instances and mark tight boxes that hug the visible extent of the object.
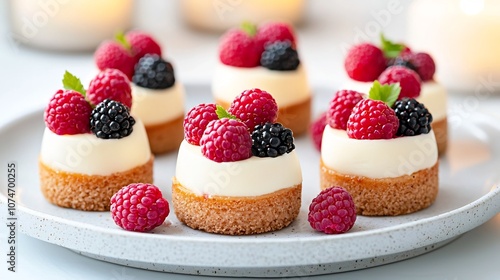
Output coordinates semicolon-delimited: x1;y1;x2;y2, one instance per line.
90;99;135;139
251;122;295;157
393;98;433;136
132;54;175;89
260;40;300;71
387;56;417;72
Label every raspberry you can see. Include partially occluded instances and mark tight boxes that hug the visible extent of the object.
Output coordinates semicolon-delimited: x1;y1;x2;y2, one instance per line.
344;43;386;82
132;54;175;89
346;99;399;139
228;88;278;131
94;40;135;80
90;99;135;139
327;90;364;130
87;69;132;108
309;112;327;151
200;118;252;162
393;98;433;136
308;187;356;234
219;28;260;67
378;66;421;99
407;52;435;81
110;183;170;232
183;103;218;145
44;90;93;135
126;30;162;63
251;122;295;157
255;22;296;54
260;40;300;71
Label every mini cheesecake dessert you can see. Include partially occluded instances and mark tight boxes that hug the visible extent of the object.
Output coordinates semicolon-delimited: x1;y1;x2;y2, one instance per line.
173;88;302;235
342;34;447;155
94;30;184;154
39;72;153;211
320;82;438;216
212;22;311;136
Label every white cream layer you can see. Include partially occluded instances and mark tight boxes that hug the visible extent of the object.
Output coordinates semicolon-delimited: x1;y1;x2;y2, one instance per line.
131;82;185;126
40;119;151;176
341;80;447;121
212;63;310;107
175;140;302;197
321;126;438;178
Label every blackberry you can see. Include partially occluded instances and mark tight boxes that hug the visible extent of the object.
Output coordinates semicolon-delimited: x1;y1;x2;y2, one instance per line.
251;122;295;157
260;40;300;71
90;99;135;139
387;56;417;72
132;54;175;89
393;98;433;136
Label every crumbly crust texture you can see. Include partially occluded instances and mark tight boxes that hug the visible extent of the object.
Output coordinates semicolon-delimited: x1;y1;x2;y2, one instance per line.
39;156;154;211
145;114;184;154
320;161;439;216
217;96;311;136
172;178;302;235
432;117;447;156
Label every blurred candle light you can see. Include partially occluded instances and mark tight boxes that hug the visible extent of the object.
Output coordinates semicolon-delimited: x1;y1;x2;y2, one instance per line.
8;0;133;51
407;0;500;93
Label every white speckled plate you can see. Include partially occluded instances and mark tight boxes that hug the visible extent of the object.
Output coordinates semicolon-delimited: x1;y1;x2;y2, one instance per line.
0;85;499;278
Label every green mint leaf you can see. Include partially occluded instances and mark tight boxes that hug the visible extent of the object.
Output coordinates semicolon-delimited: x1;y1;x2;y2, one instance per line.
115;31;131;52
369;80;401;107
62;71;86;97
380;33;405;59
241;21;257;37
215;105;237;120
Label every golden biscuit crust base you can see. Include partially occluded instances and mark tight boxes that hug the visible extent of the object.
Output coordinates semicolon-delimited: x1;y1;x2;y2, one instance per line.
217;96;311;136
320;161;438;216
145;114;184;154
172;178;301;235
432;117;447;156
39;156;154;211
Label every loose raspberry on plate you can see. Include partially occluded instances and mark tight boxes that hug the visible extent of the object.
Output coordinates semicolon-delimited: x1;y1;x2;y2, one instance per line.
309;112;327;151
346;99;399;139
110;183;170;232
344;43;386;82
228;88;278;131
200;118;252;162
255;22;296;54
90;99;135;139
251;122;295;157
44;89;93;135
393;98;433;136
87;69;132;108
94;40;135;80
126;30;162;63
308;187;356;234
378;66;421;99
219;27;260;67
183;103;218;145
327;90;364;130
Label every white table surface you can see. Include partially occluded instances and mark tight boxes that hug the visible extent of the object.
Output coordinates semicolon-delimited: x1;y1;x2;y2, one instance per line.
1;0;499;279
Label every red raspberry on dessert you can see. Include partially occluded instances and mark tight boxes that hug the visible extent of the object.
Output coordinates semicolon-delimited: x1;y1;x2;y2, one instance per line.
310;112;327;151
110;183;170;232
406;52;436;81
327;90;364;130
183;103;219;145
344;43;386;82
94;40;135;80
126;30;162;63
378;66;421;99
228;88;278;131
200;118;252;162
347;99;399;140
255;22;296;54
87;68;132;108
44;89;93;135
308;187;356;234
219;26;260;67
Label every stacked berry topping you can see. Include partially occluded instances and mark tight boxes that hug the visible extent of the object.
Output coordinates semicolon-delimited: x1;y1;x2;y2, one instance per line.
219;22;301;71
344;34;437;99
326;81;433;140
95;30;177;90
182;88;295;162
44;71;136;139
308;187;357;234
